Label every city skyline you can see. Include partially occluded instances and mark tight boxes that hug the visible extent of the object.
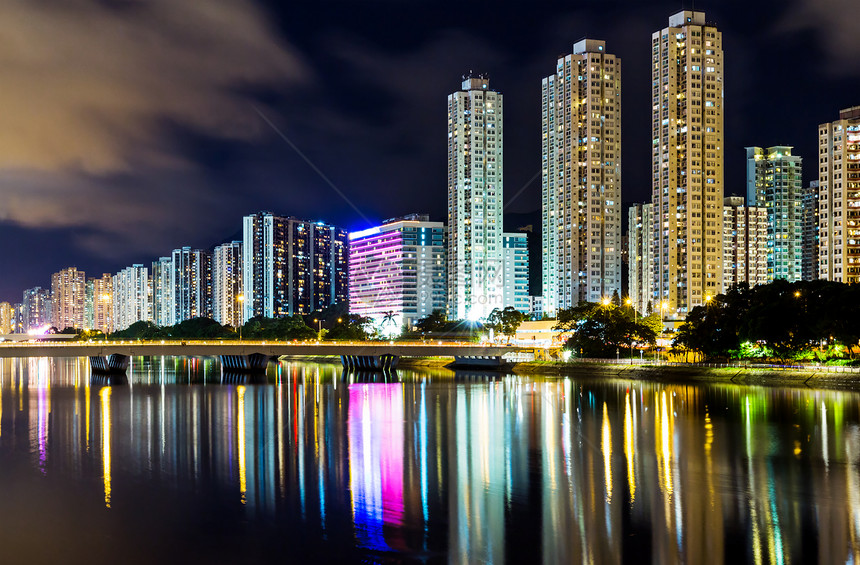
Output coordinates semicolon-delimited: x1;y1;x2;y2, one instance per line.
1;1;858;302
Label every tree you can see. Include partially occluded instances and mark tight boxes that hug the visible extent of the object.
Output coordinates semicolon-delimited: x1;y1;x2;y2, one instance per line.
556;302;657;358
486;307;525;342
325;314;373;341
414;309;449;333
241;316;317;341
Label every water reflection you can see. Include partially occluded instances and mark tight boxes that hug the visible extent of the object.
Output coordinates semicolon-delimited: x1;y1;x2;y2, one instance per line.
0;357;859;563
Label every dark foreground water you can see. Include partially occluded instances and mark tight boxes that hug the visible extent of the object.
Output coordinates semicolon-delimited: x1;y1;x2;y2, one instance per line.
0;357;858;564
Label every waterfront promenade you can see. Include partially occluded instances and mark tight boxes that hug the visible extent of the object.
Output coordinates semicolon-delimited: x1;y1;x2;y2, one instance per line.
0;340;526;360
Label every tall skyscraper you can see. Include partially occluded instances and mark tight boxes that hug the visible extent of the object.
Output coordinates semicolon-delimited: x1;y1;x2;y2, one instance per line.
746;146;803;282
51;267;86;330
818;106;860;283
541;39;621;315
151;256;174;327
502;232;530;313
723;197;768;288
628;203;653;314
212;241;244;328
243;212;349;319
85;273;114;333
801;181;819;281
0;302;11;334
447;75;504;320
652;11;724;315
113;265;151;331
349;215;446;330
171;247;212;322
22;287;51;332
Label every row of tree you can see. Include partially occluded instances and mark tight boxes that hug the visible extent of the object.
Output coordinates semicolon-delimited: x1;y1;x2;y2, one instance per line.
675;280;860;359
674;280;860;361
555;302;662;357
75;303;374;341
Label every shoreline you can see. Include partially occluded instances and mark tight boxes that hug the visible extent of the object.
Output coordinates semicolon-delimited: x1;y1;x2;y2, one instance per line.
510;361;860;390
242;355;860;390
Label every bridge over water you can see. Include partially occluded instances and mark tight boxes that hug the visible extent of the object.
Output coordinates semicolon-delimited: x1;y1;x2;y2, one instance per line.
0;340;535;363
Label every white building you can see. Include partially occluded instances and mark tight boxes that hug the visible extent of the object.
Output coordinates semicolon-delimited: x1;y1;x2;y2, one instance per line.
722;197;768;289
818;106;860;283
113;264;151;331
349;215;445;330
502;232;529;313
652;11;724;315
447;75;504;320
542;38;621;315
151;256;174;327
212;241;243;328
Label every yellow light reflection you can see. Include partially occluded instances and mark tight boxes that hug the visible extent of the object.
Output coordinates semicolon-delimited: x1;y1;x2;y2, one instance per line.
704;409;715;508
624;392;635;503
237;385;247;504
602;402;612;503
100;387;112;508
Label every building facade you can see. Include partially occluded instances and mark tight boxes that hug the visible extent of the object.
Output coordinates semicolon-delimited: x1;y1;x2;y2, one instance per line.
212;241;244;328
746;146;803;282
502;232;530;313
0;302;11;334
802;181;819;281
652;11;724;315
447;75;504;320
113;265;151;331
628;203;653;315
541;39;621;315
85;274;114;333
818;106;860;283
21;287;51;332
151;256;174;327
349;215;446;330
243;212;349;319
723;197;768;288
51;267;86;330
172;247;212;323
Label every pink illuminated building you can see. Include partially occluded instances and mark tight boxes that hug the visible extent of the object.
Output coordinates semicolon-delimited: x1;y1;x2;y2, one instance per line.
349;214;446;331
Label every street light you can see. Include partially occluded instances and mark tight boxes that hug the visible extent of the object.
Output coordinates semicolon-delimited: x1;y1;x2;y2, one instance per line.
314;318;322;340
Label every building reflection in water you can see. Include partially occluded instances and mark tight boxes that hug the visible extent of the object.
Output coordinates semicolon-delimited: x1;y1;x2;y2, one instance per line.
2;357;860;562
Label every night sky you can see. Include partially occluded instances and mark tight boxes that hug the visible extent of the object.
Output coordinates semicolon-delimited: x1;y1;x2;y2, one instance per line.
1;0;858;303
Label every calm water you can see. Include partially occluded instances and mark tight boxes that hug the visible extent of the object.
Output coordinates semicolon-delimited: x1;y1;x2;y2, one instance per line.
0;357;858;564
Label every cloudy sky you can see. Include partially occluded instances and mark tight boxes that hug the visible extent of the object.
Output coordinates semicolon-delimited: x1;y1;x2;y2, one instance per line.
0;0;858;302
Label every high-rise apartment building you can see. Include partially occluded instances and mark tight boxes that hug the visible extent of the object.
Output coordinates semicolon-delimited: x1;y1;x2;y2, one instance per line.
502;232;530;313
818;106;860;283
628;203;653;314
802;181;819;281
652;11;724;315
746;146;803;282
212;241;244;328
541;39;621;315
349;215;446;330
85;274;114;333
172;247;212;322
151;256;174;327
447;75;504;320
22;287;51;332
723;197;768;288
51;267;86;330
243;212;349;319
0;302;11;334
113;265;151;331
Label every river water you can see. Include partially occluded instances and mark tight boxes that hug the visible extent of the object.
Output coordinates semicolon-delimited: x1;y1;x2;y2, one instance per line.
0;357;857;564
